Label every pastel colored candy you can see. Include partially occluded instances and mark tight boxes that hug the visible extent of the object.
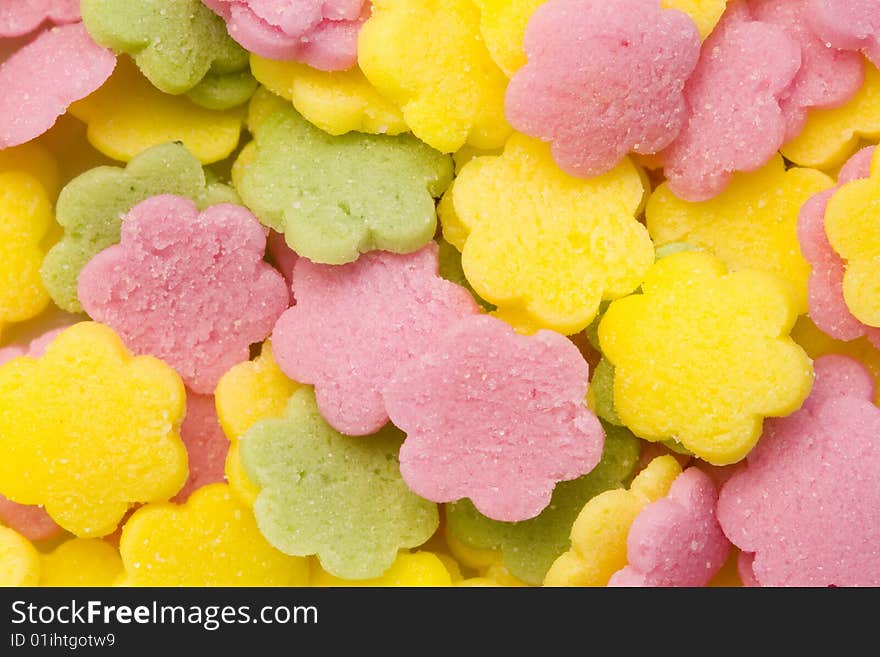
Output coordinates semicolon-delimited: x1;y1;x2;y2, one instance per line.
239;387;439;580
662;0;726;39
41;141;238;314
0;527;40;586
822;148;880;329
717;355;880;586
442;134;651;335
0;22;116;149
661;3;800;201
544;455;682;587
0;495;62;543
474;0;545;76
40;539;122;587
781;61;880;170
0;322;188;537
203;0;366;71
647;153;834;314
384;314;605;522
119;483;310;586
78;195;289;394
0;0;79;38
234;102;452;265
81;0;256;108
598;250;813;466
174;392;229;503
505;0;701;177
250;55;408;136
69;57;245;164
271;243;478;436
311;551;453;587
608;467;730;587
0;172;53;340
358;0;512;153
798;147;880;346
749;0;863;142
806;0;880;68
445;423;640;585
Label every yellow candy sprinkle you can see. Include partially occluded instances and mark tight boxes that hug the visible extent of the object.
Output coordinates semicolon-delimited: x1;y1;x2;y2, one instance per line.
444;133;651;335
119;484;310;586
251;56;407;136
70;57;244;165
544;456;681;587
647;154;834;314
358;0;512;153
474;0;545;77
40;539;123;587
0;527;41;587
824;148;880;327
662;0;727;40
215;341;299;505
598;251;813;465
311;551;453;586
0;322;188;537
782;59;880;170
0;171;53;341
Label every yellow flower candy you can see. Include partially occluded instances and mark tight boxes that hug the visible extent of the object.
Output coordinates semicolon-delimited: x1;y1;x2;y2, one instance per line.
444;133;651;335
311;551;452;586
598;251;813;465
358;0;512;153
118;484;309;586
544;456;681;587
0;322;188;537
474;0;545;76
0;527;41;587
646;154;833;314
40;539;122;587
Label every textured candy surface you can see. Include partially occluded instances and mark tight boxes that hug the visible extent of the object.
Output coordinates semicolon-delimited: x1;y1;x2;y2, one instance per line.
358;0;512;153
78;196;288;393
41;141;238;314
311;551;453;586
239;387;438;580
718;355;880;586
445;134;651;335
119;483;309;586
272;244;478;436
0;527;40;586
0;0;79;37
0;322;187;537
807;0;880;68
506;0;701;178
385;314;605;522
474;0;545;76
599;250;813;465
40;539;122;586
0;22;116;149
235;103;452;265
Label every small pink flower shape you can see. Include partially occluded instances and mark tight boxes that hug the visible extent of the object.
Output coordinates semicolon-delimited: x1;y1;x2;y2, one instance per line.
78;195;289;394
173;392;229;503
0;0;79;38
807;0;880;69
271;243;479;436
717;355;880;587
383;314;605;522
797;146;880;347
0;22;116;148
749;0;864;141
505;0;701;178
202;0;366;71
661;3;801;201
607;467;730;587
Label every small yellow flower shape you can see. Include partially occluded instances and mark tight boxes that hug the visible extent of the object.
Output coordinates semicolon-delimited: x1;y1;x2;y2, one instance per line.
543;455;681;587
782;60;880;170
69;57;244;165
251;55;408;136
445;133;651;335
646;154;834;314
598;251;813;465
473;0;545;76
215;341;299;505
0;171;52;341
661;0;726;40
0;322;188;537
40;539;123;587
824;151;880;327
0;527;41;587
311;552;453;587
358;0;512;153
118;484;310;587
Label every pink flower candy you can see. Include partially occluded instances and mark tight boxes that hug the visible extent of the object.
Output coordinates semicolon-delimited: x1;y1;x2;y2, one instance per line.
0;0;79;38
807;0;880;68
